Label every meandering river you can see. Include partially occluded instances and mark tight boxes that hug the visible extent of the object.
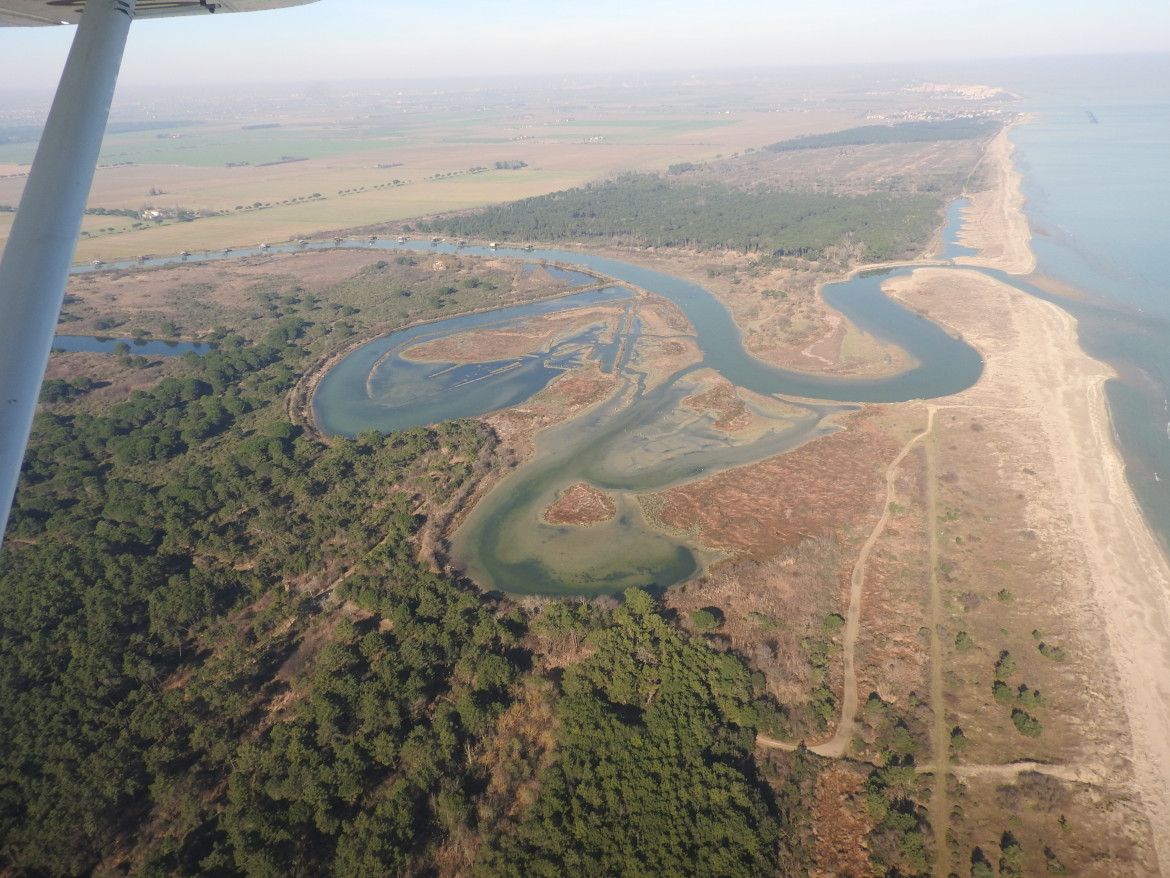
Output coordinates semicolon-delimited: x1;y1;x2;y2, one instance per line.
74;206;983;595
310;209;983;596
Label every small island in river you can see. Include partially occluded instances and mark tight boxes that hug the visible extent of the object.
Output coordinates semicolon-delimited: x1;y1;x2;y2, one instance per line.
543;482;618;525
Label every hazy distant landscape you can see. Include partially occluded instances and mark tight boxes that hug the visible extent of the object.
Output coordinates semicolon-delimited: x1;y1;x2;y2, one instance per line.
0;70;995;262
1;63;1167;878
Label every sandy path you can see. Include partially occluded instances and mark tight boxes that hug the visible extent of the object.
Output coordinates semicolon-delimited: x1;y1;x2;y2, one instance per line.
885;272;1170;874
754;127;1058;765
917;761;1113;786
812;410;936;759
922;408;950;878
756;409;937;759
882;268;1170;872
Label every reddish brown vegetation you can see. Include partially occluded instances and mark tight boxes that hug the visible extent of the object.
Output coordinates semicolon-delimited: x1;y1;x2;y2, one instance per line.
653;412;899;559
682;380;753;431
543;483;617;526
667;541;842;710
811;768;876;878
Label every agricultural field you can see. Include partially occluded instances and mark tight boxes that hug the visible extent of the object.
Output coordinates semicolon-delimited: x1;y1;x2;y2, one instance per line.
1;71;954;263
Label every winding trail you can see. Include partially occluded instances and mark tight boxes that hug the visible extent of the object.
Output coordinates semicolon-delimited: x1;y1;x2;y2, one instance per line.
817;405;938;757
754;398;1115;872
923;406;949;878
757;124;1170;871
757;405;938;759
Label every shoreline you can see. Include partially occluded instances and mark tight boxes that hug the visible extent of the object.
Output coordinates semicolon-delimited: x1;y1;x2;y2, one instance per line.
953;124;1037;276
893;127;1170;872
283;122;1170;866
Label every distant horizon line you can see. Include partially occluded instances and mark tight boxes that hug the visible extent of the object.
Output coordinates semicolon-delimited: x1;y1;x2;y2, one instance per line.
1;49;1167;100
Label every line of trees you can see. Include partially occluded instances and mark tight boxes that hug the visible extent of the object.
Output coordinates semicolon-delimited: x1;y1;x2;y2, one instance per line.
422;173;941;262
764;118;1001;153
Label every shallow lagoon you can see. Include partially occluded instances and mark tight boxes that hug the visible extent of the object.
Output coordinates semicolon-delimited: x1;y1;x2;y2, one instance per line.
313;284;633;436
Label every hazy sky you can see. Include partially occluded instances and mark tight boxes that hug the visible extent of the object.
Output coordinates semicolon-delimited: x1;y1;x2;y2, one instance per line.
1;0;1168;91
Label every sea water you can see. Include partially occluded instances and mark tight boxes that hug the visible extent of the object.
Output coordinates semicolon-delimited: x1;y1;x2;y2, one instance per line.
994;54;1170;551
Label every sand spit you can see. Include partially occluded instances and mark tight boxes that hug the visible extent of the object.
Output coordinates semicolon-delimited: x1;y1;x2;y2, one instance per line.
890;127;1170;872
953;125;1037;276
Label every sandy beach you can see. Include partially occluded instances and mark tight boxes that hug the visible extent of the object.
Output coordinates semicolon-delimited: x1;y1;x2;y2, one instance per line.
890;129;1170;873
952;126;1037;276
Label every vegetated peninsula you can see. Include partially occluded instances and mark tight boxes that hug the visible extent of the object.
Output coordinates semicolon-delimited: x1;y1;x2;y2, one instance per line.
0;76;1163;878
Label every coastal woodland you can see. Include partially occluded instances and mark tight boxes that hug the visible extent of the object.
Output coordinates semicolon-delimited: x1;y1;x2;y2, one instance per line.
1;253;825;876
0;119;1125;876
422;176;941;262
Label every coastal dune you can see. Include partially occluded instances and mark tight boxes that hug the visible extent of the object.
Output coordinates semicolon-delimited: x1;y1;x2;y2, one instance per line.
952;126;1037;276
890;128;1170;872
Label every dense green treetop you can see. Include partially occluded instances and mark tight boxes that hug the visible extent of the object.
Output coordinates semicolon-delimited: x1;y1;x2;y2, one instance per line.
423;173;942;262
764;118;1001;152
0;281;811;875
476;589;779;877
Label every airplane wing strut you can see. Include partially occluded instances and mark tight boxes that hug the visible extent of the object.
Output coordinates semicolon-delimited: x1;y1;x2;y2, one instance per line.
0;0;319;546
0;0;135;541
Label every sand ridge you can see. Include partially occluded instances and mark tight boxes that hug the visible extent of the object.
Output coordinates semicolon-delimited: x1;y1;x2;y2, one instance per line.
888;127;1170;872
953;124;1037;276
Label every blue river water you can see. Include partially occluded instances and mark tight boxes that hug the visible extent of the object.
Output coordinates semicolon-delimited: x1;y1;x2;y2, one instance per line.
308;69;1170;588
78;55;1170;587
52;335;213;356
313;283;636;436
313;240;984;441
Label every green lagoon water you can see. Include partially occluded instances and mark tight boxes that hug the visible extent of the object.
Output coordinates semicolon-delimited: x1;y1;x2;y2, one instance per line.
315;51;1170;594
53;57;1170;591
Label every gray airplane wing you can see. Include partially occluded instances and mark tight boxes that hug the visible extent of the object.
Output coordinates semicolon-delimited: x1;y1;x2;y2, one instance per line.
0;0;321;544
0;0;318;27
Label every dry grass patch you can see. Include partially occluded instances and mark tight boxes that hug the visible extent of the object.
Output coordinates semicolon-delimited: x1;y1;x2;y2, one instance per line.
811;766;876;878
930;409;1130;769
852;440;931;711
948;772;1158;877
667;537;847;739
